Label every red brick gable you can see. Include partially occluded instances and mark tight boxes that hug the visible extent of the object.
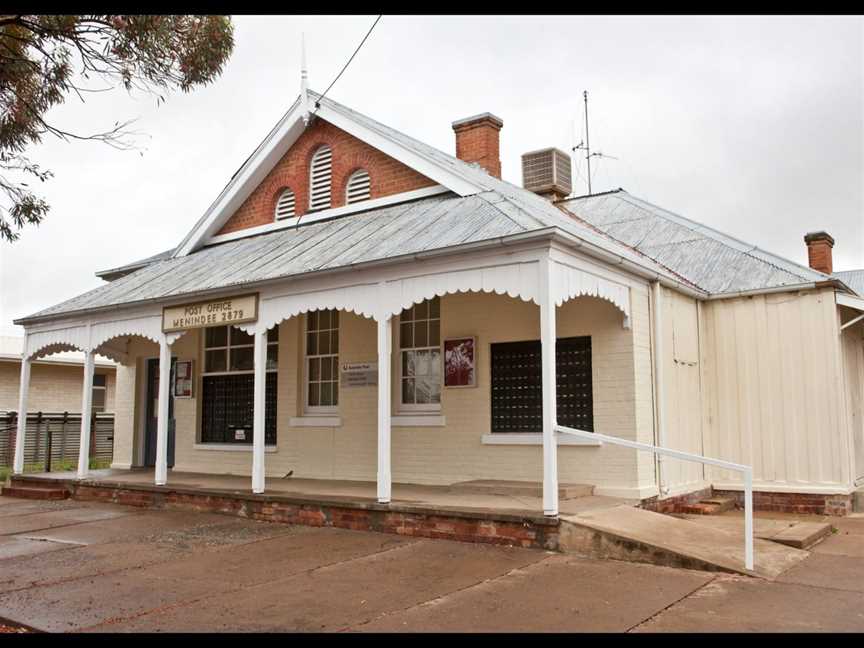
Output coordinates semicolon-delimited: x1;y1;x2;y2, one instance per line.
217;118;437;235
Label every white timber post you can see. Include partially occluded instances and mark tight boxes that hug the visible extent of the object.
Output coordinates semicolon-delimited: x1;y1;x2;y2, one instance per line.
251;328;267;494
13;345;32;475
154;336;172;486
377;312;392;503
540;255;559;516
77;350;96;479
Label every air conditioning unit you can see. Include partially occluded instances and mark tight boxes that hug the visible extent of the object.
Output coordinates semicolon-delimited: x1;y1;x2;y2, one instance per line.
521;148;572;201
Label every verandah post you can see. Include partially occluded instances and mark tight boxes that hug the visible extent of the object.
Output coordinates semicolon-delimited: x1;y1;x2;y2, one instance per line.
540;254;559;516
13;350;31;474
377;313;392;503
77;350;95;479
155;336;172;486
251;328;267;494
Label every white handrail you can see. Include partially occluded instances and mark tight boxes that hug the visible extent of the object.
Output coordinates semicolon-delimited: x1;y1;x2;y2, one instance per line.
556;425;754;571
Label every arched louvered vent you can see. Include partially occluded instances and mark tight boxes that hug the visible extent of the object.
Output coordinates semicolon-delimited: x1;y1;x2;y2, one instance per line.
274;188;296;220
346;169;371;204
309;145;332;211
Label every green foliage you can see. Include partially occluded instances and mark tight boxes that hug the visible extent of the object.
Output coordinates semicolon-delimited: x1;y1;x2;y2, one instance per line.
0;15;235;241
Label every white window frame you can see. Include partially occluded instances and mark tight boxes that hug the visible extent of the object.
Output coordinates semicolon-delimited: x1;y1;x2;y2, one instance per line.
91;373;107;413
199;325;279;444
397;297;442;413
303;310;340;416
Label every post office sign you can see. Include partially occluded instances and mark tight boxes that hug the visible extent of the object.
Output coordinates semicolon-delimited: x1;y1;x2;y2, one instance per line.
163;294;258;332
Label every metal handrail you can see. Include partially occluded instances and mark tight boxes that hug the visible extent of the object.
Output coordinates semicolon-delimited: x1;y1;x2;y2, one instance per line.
556;424;754;571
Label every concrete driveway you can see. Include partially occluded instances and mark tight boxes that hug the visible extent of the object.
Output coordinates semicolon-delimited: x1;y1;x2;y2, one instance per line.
1;495;862;632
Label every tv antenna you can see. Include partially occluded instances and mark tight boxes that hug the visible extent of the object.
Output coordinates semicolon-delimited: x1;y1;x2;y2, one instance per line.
573;90;617;195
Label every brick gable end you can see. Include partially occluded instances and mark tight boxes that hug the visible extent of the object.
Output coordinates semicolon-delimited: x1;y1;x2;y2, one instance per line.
217;118;437;235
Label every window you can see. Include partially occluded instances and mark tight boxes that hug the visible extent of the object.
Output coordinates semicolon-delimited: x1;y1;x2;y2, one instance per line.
274;188;296;220
201;325;279;444
399;297;441;410
309;145;332;211
489;336;593;433
305;310;339;410
92;373;107;413
345;169;371;204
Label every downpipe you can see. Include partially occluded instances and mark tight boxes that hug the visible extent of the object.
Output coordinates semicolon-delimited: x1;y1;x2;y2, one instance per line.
651;281;670;497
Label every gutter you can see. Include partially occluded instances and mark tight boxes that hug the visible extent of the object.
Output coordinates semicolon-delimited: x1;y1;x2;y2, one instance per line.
705;279;848;300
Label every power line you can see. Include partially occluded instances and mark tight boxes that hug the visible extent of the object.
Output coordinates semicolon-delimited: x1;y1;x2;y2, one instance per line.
310;15;382;117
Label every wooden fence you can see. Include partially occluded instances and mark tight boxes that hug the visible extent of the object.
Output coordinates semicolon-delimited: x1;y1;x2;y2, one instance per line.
0;411;114;472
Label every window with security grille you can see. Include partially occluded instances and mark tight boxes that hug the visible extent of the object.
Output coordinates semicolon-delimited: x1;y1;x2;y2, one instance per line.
345;169;371;204
274;188;296;220
201;325;278;444
489;336;593;433
399;297;441;410
305;309;339;410
309;145;332;211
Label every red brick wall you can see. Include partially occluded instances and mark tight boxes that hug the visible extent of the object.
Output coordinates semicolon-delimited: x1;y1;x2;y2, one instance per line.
453;117;502;179
217;118;437;235
64;481;560;550
806;240;834;274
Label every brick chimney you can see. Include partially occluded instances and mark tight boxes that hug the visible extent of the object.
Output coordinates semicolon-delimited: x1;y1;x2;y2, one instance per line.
804;231;835;274
452;113;503;179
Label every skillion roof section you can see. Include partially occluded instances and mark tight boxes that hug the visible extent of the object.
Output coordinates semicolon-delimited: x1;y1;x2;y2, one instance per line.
834;269;864;297
560;190;844;296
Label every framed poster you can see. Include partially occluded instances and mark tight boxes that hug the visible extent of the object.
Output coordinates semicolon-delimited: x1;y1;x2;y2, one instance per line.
444;337;476;388
173;360;194;398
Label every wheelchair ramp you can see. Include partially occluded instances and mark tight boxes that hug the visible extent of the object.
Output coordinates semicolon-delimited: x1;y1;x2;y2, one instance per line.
559;505;808;579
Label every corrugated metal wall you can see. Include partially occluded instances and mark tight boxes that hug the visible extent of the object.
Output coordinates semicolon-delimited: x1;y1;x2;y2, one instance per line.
0;411;114;470
699;288;851;493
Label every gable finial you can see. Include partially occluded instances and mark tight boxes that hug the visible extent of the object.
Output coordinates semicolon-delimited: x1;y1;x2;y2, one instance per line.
300;32;310;125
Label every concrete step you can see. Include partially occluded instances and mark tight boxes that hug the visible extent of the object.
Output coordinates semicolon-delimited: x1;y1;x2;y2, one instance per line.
1;485;69;500
678;497;737;515
681;513;833;550
448;480;594;500
559;505;808;579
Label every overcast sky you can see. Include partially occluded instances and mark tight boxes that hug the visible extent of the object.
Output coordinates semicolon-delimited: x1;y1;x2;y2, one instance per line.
1;15;862;336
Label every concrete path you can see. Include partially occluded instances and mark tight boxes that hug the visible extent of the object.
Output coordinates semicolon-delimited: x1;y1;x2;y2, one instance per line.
0;495;862;632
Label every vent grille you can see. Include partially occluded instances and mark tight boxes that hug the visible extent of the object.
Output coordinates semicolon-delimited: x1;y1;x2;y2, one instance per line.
346;169;371;204
521;148;572;199
274;188;296;220
309;145;332;211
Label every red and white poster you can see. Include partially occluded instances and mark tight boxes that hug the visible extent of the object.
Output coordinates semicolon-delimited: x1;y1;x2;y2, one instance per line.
444;337;476;388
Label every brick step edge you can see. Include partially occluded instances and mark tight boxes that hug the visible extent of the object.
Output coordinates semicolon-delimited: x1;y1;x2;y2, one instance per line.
678;502;723;515
1;486;70;500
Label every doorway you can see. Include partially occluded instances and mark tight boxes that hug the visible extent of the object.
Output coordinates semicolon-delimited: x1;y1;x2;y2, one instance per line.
144;357;176;468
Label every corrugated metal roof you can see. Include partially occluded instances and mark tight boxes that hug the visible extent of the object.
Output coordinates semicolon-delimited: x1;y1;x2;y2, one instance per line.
834;269;864;297
21;189;685;323
560;190;831;295
95;248;175;280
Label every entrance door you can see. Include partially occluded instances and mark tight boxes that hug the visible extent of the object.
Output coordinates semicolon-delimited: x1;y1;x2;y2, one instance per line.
144;357;176;468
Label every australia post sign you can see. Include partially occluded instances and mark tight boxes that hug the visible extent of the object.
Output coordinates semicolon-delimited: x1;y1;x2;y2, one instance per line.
162;294;258;333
